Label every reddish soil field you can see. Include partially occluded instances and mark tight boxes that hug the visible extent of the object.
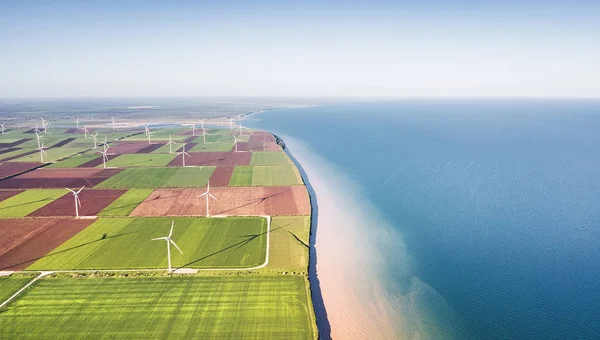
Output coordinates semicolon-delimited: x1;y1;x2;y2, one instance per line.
0;138;31;148
0;162;43;179
137;143;165;154
236;141;264;152
168;151;251;167
0;190;24;203
209;167;234;186
176;143;197;153
0;168;122;189
249;133;276;143
77;156;105;168
109;141;151;154
50;137;76;148
264;142;283;151
0;218;95;270
0;147;20;155
130;186;310;217
29;189;127;217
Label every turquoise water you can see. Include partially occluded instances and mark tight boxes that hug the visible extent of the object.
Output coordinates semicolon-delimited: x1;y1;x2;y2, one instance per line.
250;100;600;339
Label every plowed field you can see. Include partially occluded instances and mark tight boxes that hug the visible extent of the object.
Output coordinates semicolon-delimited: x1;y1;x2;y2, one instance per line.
29;189;127;217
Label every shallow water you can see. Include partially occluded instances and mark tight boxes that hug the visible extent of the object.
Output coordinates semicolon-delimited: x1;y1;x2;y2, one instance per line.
250;99;600;339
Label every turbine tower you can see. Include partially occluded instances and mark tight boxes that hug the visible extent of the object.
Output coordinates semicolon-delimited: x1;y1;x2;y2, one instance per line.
200;128;210;144
144;124;150;136
232;134;239;152
237;122;253;136
38;142;47;163
198;180;218;217
191;123;198;136
152;221;183;273
75;117;80;129
83;124;90;138
111;117;116;130
0;123;5;134
177;143;191;167
228;118;234;130
97;144;114;169
92;132;99;149
147;129;154;144
42;120;50;134
35;132;43;149
65;186;84;218
166;134;176;154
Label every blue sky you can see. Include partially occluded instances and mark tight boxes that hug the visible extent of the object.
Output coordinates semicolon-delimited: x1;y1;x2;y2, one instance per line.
1;1;599;97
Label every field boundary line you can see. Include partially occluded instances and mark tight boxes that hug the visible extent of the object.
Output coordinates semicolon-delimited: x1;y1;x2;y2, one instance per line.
0;271;54;309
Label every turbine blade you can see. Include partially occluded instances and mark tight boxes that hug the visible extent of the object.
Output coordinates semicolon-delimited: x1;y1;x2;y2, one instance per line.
169;221;174;238
65;187;75;194
77;186;85;194
152;237;167;241
170;239;183;254
198;192;207;198
209;193;218;201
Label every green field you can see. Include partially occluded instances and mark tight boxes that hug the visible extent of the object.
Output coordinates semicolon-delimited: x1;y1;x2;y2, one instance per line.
98;189;154;216
0;148;37;161
268;216;310;270
229;166;253;186
0;189;66;217
251;152;292;165
46;153;100;168
104;154;176;168
28;217;268;270
230;166;302;186
0;275;316;339
13;147;84;163
96;167;215;188
0;276;32;302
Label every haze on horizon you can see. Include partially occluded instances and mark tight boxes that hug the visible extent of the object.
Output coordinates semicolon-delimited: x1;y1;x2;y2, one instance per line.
1;0;599;98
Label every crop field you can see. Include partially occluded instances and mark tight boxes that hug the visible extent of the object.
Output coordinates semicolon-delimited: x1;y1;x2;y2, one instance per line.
0;148;38;162
168;151;251;167
0;218;96;270
249;132;276;143
0;189;66;217
268;216;310;269
0;276;32;302
130;186;310;216
11;147;83;163
0;138;31;148
98;189;154;216
46;153;101;168
0;162;42;179
209;166;235;186
29;189;127;217
190;140;234;152
104;154;176;167
107;141;151;154
28;217;267;270
96;167;215;188
251;151;292;165
0;168;123;189
230;165;303;186
0;275;316;339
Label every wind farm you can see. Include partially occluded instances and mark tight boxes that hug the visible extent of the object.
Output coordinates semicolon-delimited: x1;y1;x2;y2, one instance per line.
0;117;317;339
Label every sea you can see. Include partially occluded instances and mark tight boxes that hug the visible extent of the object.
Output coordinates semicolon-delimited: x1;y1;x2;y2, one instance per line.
247;99;600;339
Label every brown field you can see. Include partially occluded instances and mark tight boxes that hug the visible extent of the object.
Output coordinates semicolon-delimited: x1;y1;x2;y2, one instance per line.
137;143;165;154
209;166;234;186
168;151;251;167
0;218;95;270
176;142;197;153
264;142;283;151
51;138;76;148
78;157;105;168
0;138;30;148
0;168;122;189
130;186;310;217
109;141;150;154
29;189;127;217
0;190;24;203
0;162;42;179
249;132;276;143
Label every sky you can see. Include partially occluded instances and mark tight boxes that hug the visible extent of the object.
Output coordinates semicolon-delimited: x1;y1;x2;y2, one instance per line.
1;0;599;98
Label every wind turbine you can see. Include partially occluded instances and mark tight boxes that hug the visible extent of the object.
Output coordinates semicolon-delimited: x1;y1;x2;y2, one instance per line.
198;180;218;217
191;123;198;136
152;221;183;273
147;129;154;144
92;132;99;149
75;117;80;129
200;119;206;130
166;134;176;153
65;186;84;218
83;124;90;138
177;143;191;167
42;120;50;134
38;142;47;163
200;128;210;144
111;117;116;130
228;118;234;130
97;144;114;169
144;124;150;136
0;123;5;134
33;124;41;134
102;135;108;149
35;131;43;149
237;122;254;136
232;134;239;152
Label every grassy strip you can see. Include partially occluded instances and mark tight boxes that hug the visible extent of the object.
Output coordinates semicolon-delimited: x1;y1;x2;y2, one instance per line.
229;166;253;186
104;154;176;168
97;189;154;216
46;153;100;168
0;189;66;217
250;152;292;165
0;275;316;339
96;167;215;188
0;276;32;303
